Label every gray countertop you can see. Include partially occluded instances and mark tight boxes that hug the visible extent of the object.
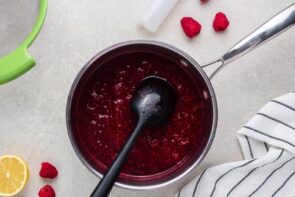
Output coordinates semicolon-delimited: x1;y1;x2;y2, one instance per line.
1;0;295;196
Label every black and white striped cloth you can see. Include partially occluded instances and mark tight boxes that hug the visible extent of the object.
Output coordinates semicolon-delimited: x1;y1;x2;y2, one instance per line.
176;92;295;197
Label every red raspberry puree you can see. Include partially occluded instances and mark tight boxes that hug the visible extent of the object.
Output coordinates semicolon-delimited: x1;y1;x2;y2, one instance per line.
72;51;213;177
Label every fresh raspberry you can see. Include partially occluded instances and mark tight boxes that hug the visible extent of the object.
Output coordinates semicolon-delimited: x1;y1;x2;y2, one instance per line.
39;162;58;179
213;12;230;32
38;185;56;197
180;17;202;38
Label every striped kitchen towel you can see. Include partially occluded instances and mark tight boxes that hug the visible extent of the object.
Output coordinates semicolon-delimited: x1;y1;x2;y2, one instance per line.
176;92;295;197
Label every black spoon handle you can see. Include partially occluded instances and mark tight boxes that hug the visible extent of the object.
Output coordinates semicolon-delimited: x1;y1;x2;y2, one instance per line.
90;120;145;197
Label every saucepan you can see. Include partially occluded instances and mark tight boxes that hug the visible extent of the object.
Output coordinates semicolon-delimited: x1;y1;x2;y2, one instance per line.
66;4;295;191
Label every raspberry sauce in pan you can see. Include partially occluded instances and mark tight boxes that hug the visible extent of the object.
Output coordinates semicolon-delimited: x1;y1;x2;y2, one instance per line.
71;51;213;178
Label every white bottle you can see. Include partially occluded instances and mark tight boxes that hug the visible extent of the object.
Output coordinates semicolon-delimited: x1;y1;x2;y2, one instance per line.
140;0;179;33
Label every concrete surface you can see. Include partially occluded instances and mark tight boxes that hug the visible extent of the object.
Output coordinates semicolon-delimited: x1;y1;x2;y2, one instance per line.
0;0;295;196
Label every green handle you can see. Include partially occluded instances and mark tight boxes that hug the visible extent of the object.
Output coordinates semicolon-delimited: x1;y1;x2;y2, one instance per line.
0;0;47;84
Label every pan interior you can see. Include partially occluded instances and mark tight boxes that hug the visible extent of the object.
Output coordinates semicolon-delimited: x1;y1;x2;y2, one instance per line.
67;41;216;188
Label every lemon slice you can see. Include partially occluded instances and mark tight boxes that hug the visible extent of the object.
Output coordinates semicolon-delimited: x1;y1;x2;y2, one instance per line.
0;155;29;197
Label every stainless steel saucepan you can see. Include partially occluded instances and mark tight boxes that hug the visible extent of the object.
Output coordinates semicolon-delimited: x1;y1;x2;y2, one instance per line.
67;4;295;191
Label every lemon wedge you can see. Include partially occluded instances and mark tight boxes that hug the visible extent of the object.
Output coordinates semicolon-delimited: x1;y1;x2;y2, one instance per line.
0;155;29;196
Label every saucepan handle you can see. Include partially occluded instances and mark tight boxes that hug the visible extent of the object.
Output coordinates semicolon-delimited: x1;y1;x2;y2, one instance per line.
203;3;295;78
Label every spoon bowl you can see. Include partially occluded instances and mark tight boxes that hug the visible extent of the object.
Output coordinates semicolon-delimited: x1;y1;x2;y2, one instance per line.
131;76;177;128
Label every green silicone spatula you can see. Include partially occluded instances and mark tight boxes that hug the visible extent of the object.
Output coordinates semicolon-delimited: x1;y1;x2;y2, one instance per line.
0;0;47;85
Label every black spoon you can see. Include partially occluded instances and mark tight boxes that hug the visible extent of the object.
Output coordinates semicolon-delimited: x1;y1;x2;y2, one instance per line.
90;76;177;197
